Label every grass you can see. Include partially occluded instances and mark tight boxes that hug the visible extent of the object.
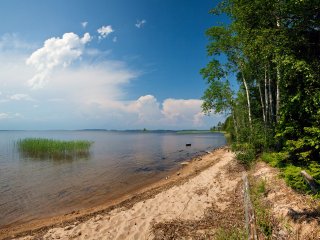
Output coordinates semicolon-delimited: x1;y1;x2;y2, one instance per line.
17;138;92;160
250;178;274;238
214;228;247;239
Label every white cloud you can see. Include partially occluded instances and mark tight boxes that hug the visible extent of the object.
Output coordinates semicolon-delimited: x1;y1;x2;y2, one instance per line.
135;19;146;28
26;32;92;89
0;113;9;119
79;94;215;129
0;112;22;120
81;21;88;28
0;33;35;52
10;93;33;101
97;25;114;39
162;98;207;126
0;34;224;130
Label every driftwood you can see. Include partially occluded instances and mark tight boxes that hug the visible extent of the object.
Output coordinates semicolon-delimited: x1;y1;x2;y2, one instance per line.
243;173;258;240
301;170;318;194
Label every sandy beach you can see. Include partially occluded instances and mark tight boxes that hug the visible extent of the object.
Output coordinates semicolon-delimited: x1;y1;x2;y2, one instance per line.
1;148;247;239
2;146;320;239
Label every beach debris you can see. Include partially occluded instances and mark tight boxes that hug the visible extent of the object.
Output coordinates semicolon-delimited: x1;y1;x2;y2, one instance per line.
180;161;189;166
94;215;103;222
206;151;212;154
186;143;191;147
301;170;318;194
64;225;74;230
177;172;181;176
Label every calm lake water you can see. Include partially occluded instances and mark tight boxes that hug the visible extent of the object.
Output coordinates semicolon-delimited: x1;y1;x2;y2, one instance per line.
0;130;226;228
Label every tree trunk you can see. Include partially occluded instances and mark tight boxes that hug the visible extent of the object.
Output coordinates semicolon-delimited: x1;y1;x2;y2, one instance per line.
264;66;269;124
276;18;281;124
242;74;252;129
258;81;266;124
276;65;281;123
232;109;238;142
268;67;274;123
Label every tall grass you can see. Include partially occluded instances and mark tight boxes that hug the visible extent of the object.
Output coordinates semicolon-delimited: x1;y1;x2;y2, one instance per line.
17;138;92;160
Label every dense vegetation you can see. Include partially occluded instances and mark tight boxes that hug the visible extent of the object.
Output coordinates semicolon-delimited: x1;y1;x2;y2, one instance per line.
18;138;92;159
202;0;320;194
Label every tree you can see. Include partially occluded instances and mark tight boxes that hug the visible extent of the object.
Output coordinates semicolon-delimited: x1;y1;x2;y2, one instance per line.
202;0;320;164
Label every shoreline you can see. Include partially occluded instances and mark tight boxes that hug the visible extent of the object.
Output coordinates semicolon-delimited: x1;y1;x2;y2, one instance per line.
0;146;229;239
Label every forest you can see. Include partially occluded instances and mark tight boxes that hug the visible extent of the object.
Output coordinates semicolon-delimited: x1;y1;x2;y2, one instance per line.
202;0;320;194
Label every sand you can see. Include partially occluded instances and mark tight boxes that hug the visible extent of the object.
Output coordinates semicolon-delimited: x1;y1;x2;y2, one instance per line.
251;162;320;239
4;147;320;239
1;148;246;240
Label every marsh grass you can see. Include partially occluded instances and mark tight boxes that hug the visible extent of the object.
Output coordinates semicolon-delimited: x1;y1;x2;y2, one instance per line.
17;138;92;160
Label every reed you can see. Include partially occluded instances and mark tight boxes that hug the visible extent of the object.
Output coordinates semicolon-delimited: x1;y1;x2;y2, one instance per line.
17;138;92;159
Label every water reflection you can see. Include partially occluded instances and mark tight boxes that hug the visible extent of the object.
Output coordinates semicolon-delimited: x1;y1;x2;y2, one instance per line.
0;131;226;228
19;150;91;162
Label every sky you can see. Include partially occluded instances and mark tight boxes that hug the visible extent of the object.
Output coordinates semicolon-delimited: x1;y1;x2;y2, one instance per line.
0;0;229;130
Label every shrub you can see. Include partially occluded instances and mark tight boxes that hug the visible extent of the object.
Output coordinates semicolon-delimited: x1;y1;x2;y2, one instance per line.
261;152;288;168
283;165;310;193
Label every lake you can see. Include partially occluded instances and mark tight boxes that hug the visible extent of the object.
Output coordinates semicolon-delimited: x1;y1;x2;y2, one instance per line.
0;130;226;228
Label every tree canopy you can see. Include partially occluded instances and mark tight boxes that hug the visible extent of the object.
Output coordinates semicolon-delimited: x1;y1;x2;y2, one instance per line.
202;0;320;169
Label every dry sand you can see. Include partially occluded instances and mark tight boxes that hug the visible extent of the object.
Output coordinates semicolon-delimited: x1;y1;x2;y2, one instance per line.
1;148;247;240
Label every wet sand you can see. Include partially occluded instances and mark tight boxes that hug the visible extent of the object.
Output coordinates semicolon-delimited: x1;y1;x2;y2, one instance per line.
1;147;242;240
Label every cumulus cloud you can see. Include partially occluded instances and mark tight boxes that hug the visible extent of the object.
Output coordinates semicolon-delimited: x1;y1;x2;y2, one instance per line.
80;94;214;129
97;25;114;39
0;34;224;130
26;32;92;89
135;19;146;28
162;99;205;126
81;21;88;28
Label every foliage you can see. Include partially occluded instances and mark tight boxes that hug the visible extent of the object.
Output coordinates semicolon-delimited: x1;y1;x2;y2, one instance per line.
261;152;288;168
201;0;320;194
234;145;256;166
17;138;92;160
283;165;310;193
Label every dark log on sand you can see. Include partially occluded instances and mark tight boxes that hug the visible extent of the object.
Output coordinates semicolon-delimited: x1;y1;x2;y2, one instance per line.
301;170;318;194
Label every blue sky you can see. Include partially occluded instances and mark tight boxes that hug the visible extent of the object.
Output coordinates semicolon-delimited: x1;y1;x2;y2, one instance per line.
0;0;228;130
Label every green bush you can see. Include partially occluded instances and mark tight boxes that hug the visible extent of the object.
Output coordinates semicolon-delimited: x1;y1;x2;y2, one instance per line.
236;148;256;165
308;162;320;184
261;152;288;168
283;165;310;193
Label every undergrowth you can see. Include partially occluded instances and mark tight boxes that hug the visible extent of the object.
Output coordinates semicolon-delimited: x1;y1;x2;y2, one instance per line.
261;152;320;198
250;178;275;238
